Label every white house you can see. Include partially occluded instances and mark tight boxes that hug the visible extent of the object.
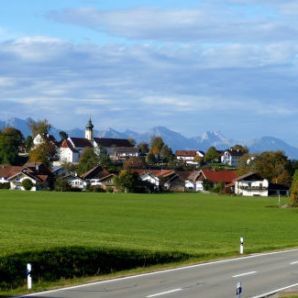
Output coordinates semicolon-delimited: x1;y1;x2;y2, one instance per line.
59;139;85;163
176;150;204;165
8;163;53;191
0;165;23;184
234;172;269;197
185;169;238;192
63;174;87;190
58;119;137;164
221;149;244;167
135;169;177;191
80;165;115;189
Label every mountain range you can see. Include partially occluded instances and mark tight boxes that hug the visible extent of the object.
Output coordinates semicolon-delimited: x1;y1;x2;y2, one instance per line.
1;117;298;159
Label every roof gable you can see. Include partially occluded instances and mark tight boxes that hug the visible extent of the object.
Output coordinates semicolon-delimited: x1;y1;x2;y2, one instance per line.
94;138;133;148
69;137;92;148
199;169;238;183
0;165;23;179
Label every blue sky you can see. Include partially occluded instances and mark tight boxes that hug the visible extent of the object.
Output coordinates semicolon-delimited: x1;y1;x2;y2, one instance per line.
1;0;298;144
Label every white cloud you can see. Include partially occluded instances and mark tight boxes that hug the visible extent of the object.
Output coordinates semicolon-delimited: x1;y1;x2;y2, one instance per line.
48;6;298;43
2;36;69;62
280;2;298;15
0;77;16;87
1;34;298;134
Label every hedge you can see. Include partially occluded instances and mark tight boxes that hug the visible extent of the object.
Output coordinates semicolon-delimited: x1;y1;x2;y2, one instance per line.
0;246;190;290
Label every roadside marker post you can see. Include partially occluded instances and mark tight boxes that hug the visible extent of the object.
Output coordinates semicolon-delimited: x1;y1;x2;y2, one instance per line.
27;263;32;290
236;282;242;298
240;237;244;255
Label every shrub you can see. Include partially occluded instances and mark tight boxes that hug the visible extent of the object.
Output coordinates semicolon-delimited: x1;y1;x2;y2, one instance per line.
202;179;214;191
21;179;33;191
55;177;71;192
0;183;10;189
0;247;190;290
88;185;105;192
213;182;225;193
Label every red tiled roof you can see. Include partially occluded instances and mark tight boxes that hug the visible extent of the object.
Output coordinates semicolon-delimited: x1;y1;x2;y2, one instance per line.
0;165;23;179
200;169;238;183
176;150;197;157
133;169;175;178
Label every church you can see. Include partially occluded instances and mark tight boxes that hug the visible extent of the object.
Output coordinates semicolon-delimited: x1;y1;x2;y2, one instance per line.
58;119;139;164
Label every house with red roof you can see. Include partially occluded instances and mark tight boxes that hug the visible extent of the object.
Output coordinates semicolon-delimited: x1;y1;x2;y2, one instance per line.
8;162;54;191
175;150;205;165
0;165;23;185
185;169;238;191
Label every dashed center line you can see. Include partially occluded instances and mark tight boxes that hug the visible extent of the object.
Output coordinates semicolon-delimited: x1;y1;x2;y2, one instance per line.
146;288;183;297
290;261;298;265
233;271;257;278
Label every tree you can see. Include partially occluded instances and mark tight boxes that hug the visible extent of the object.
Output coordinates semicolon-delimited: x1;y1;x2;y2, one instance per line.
22;179;33;191
160;144;174;163
29;142;56;167
150;136;164;157
230;144;249;154
238;151;291;186
204;146;220;163
237;153;256;176
24;136;33;152
55;177;71;192
98;146;112;168
137;143;149;155
0;127;24;165
123;157;145;170
28;119;51;138
290;180;298;206
194;154;204;165
77;147;99;175
254;151;291;185
128;138;136;146
146;152;156;164
59;131;68;141
113;170;141;192
148;136;173;164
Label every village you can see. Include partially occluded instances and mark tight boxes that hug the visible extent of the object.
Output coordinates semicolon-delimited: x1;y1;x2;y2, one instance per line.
0;119;293;197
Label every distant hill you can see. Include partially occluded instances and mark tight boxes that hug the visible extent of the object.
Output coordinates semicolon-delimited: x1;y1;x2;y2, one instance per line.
1;117;298;159
247;136;298;159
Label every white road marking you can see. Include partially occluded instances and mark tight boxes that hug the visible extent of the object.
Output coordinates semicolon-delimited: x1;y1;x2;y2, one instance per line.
250;282;298;298
146;288;183;297
16;248;298;297
233;271;257;278
290;261;298;265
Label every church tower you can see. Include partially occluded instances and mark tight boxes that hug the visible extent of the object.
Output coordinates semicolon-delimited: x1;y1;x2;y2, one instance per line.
85;118;94;141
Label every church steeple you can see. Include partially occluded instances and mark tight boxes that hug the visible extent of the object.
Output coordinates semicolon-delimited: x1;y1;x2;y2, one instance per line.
85;118;94;141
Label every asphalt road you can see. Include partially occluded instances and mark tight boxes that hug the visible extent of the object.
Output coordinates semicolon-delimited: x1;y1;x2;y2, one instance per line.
19;248;298;298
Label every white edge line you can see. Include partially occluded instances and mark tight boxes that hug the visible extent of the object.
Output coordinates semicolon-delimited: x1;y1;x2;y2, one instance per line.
146;288;182;298
232;271;257;278
16;248;298;297
250;283;298;298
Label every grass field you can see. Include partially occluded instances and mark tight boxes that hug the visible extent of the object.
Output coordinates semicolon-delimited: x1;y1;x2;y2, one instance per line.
1;190;298;292
1;191;297;257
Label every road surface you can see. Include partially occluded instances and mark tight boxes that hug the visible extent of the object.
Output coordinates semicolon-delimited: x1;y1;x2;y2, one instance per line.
19;248;298;298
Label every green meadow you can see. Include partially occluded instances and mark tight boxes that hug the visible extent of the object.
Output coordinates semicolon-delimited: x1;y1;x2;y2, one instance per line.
0;190;298;292
1;191;297;256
